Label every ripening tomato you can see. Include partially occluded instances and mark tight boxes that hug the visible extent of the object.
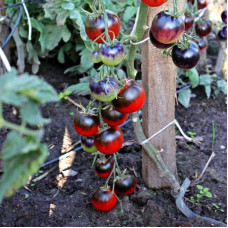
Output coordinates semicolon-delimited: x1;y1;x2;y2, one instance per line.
141;0;168;7
95;156;114;178
101;107;128;127
195;20;212;37
81;136;97;153
91;186;117;212
85;10;120;44
217;26;227;41
184;13;194;30
151;11;185;44
73;113;99;136
221;10;227;24
112;80;145;113
115;173;137;195
149;30;173;49
94;127;124;155
197;38;207;52
197;0;208;9
89;51;101;63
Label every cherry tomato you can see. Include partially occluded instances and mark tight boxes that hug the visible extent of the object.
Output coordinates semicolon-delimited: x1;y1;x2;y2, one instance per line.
112;80;146;113
184;13;194;30
81;136;97;153
89;51;101;63
95;156;114;178
221;10;227;24
195;20;212;37
94;127;124;155
115;173;137;195
187;0;194;4
73;113;99;136
217;26;227;41
197;0;208;9
149;30;173;49
91;186;117;212
172;41;200;70
101;107;128;127
151;11;185;44
85;10;120;44
141;0;167;7
100;42;125;66
197;38;207;52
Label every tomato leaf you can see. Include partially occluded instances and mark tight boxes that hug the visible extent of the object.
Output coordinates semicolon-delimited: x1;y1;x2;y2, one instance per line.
217;80;227;94
123;6;137;22
178;89;191;108
65;82;90;96
186;68;199;88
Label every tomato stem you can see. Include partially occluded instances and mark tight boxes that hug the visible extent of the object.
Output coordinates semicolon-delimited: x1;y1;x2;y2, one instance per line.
98;101;105;126
173;0;178;16
65;96;85;111
104;161;115;188
114;153;121;175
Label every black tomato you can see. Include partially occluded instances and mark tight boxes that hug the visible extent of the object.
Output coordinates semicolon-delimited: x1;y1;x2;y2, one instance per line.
101;107;128;127
81;136;97;153
112;80;146;113
149;30;173;49
95;156;114;178
91;186;117;212
221;10;227;24
197;38;207;52
195;20;212;37
218;26;227;41
172;41;200;70
184;13;194;30
85;10;120;44
94;127;124;155
151;11;185;44
115;174;137;195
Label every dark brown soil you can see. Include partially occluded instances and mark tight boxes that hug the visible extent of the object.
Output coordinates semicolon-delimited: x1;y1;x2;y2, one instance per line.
0;62;227;227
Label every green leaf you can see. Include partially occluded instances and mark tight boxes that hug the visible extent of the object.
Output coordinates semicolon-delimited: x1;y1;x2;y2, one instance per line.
197;185;204;190
203;187;209;192
196;193;202;199
56;12;69;26
61;2;75;10
58;47;65;64
205;192;212;198
123;6;137;22
186;68;199;88
199;74;212;86
217;80;227;94
178;89;191;108
204;85;211;99
65;82;90;96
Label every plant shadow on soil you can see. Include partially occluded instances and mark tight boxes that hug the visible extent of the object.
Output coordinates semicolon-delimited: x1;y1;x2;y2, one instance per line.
0;61;227;227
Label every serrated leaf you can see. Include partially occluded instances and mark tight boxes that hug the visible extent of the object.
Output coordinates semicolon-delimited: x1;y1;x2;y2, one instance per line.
61;2;75;10
199;74;212;86
186;68;199;88
65;82;90;96
123;6;137;22
178;89;191;108
217;80;227;94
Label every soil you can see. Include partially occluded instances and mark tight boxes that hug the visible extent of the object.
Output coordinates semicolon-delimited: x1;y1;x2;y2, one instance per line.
0;61;227;227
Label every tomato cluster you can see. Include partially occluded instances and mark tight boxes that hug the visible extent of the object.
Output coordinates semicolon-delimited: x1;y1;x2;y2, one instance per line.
217;11;227;41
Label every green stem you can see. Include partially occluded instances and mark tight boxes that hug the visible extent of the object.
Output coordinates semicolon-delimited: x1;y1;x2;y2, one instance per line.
105;162;115;188
98;101;105;126
114;153;121;175
173;0;178;16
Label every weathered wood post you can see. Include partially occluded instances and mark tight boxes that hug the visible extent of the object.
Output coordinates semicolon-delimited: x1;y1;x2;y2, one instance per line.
141;0;184;189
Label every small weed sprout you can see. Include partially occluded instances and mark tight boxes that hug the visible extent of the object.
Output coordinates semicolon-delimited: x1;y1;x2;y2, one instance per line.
212;203;224;213
190;185;213;203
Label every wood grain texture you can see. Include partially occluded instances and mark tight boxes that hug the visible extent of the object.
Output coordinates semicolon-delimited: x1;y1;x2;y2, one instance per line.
141;0;184;188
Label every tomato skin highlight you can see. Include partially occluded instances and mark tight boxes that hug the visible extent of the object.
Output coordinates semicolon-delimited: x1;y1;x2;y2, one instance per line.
149;30;173;49
81;136;97;153
85;10;120;44
101;108;128;127
91;186;117;212
141;0;167;7
217;26;227;41
197;0;208;9
221;10;227;24
195;20;212;37
115;174;137;195
94;127;124;155
197;38;207;52
172;41;200;70
151;11;185;44
112;80;146;113
184;13;194;30
95;157;114;178
73;113;99;136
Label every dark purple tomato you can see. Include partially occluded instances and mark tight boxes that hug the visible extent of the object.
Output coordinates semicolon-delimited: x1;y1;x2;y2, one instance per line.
73;113;99;136
151;11;185;44
94;126;124;155
197;38;207;52
95;156;114;178
112;80;146;113
221;10;227;24
91;186;117;211
81;136;97;153
184;13;194;30
89;51;101;63
142;0;168;7
217;26;227;41
101;107;128;127
85;10;120;44
187;0;194;4
195;20;212;37
89;76;118;102
115;174;137;195
149;30;173;49
100;42;125;66
197;0;208;9
172;41;200;70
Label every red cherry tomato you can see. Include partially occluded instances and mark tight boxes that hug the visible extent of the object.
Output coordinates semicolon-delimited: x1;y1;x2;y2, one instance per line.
141;0;167;7
101;107;128;127
112;80;146;113
95;156;114;178
94;127;124;155
115;174;137;195
195;20;212;37
73;113;99;136
91;186;117;212
85;10;120;44
197;0;208;9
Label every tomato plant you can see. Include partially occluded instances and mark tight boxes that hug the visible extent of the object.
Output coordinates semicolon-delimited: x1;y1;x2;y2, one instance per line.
95;156;114;178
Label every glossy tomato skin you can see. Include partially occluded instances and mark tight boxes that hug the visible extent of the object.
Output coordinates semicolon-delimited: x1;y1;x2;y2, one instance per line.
187;0;194;4
115;174;137;195
195;20;212;37
95;157;114;178
85;10;120;44
221;10;227;24
149;30;173;49
217;26;227;41
112;80;146;113
94;127;124;155
197;38;207;52
142;0;167;7
100;42;125;66
172;41;200;70
151;11;185;44
197;0;208;9
101;108;128;127
91;186;117;211
89;76;118;102
184;13;194;30
73;113;99;136
89;51;101;63
81;136;97;153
